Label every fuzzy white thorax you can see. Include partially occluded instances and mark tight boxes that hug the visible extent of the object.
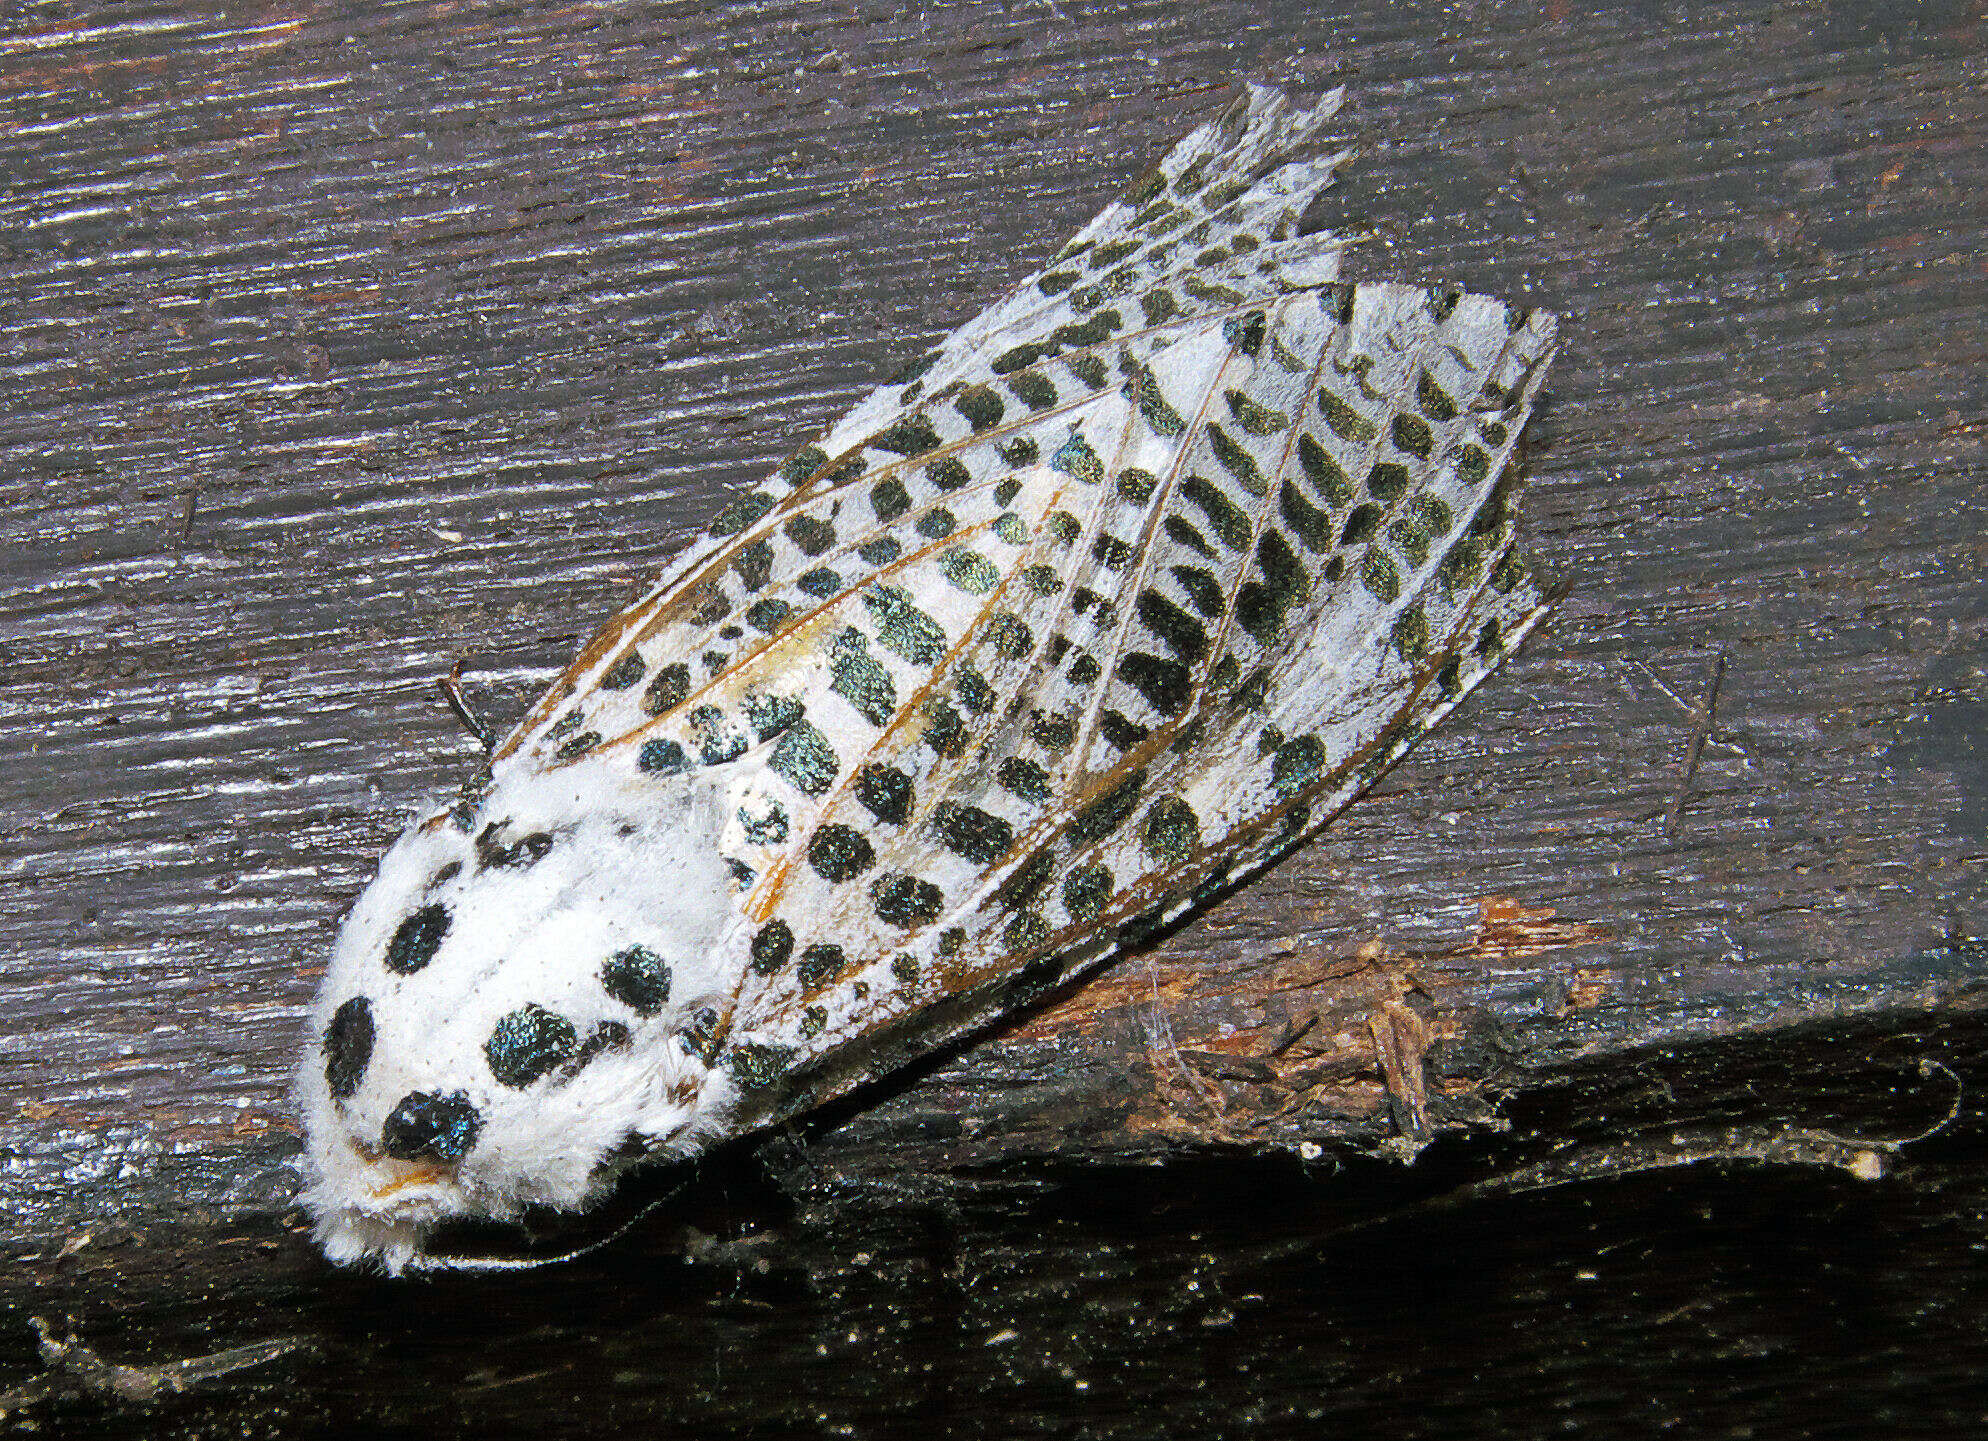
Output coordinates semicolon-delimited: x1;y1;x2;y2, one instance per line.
297;754;747;1272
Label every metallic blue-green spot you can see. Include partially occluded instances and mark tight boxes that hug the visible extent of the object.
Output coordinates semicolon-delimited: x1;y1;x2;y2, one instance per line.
1298;434;1354;504
727;1042;793;1089
998;436;1039;467
638;738;689;775
934;802;1013;866
1181;474;1250;549
857;536;901;566
709;491;774;537
863;585;948;665
1063;865;1113;923
1361;549;1402;602
734;539;773;592
956;663;993;715
855;763;913;825
998;756;1051;803
769;720;838;795
798;567;842;598
1141;797;1200;866
750;920;793;976
1391;414;1434;460
600;652;645;689
807;823;875;884
385;903;449;975
1318;390;1377;443
796;943;844;989
829;628;897;727
485;1004;577;1088
601;945;671;1016
745;597;791;633
872;873;944;927
872;414;942;457
927;457;970;492
872;476;911;522
1272;734;1326;797
1009;370;1058;411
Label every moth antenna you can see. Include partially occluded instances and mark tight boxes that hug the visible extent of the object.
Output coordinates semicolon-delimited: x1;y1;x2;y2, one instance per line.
401;1182;690;1275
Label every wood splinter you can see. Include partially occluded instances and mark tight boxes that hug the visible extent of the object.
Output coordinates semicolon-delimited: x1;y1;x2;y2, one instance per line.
0;1318;312;1416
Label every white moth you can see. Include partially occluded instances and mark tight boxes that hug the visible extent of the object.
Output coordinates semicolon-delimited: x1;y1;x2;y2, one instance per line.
298;85;1559;1272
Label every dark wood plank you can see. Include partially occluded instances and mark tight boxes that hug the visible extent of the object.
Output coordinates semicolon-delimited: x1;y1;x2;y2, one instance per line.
1;0;1983;1425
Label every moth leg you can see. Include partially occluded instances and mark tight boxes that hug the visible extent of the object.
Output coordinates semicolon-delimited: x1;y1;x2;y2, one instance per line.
435;658;495;752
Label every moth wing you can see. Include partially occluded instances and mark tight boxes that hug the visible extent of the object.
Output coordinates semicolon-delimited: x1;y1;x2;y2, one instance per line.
718;282;1557;1112
495;83;1357;774
813;83;1359;460
478;81;1557;1115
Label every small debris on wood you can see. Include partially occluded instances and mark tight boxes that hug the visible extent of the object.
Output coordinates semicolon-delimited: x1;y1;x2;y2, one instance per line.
0;1318;312;1418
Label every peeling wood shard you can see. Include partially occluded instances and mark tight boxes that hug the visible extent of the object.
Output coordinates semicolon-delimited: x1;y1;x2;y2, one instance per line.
1469;896;1610;960
1040;898;1606;1151
1021;895;1607;1039
1368;999;1434;1146
0;1319;314;1416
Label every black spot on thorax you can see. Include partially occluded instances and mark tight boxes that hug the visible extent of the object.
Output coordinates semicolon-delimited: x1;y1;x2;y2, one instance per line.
475;822;555;871
485;1004;578;1088
601;945;672;1015
385;903;450;974
381;1090;481;1161
323;997;374;1101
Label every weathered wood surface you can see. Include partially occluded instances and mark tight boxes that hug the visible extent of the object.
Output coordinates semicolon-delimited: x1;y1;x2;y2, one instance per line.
1;0;1984;1429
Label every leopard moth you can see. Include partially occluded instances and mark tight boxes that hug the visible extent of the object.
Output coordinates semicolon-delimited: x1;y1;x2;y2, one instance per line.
298;84;1559;1273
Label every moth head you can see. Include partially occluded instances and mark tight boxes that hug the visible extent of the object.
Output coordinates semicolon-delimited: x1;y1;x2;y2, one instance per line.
296;763;741;1272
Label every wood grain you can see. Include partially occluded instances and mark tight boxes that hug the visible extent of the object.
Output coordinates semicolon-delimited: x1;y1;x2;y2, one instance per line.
1;0;1982;1382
